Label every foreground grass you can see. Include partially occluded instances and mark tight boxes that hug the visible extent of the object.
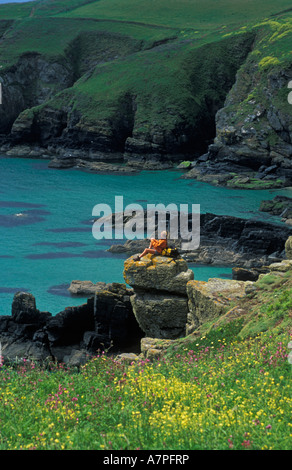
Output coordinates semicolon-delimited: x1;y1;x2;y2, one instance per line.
0;326;291;450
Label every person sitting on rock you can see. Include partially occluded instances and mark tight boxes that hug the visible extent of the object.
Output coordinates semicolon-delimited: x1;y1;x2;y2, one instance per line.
133;231;168;261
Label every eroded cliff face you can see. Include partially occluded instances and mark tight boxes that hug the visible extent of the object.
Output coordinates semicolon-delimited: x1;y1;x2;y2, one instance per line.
206;60;292;182
0;32;255;162
0;23;291;176
0;53;73;135
0;28;143;154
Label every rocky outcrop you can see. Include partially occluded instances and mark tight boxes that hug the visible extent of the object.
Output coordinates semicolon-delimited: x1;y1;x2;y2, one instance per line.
123;255;194;295
109;212;292;268
232;266;263;281
92;282;142;351
1;241;291;365
186;278;254;334
68;280;108;296
123;254;194;339
197;213;292;263
187;61;292;187
0;284;143;366
260;196;292;225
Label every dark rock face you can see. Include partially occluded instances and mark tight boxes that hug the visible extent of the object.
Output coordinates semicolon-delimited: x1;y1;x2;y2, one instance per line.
108;211;292;267
202;65;292;185
0;53;73;136
11;292;51;325
185;213;292;268
46;299;94;347
0;285;143;366
92;283;143;351
200;213;291;257
0;32;255;166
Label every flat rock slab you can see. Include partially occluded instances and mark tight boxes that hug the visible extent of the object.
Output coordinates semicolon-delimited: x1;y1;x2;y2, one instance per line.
124;254;194;294
187;278;254;324
68;280;107;296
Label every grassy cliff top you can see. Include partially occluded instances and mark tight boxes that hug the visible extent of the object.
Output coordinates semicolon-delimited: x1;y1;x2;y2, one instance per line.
0;0;291;157
0;0;290;64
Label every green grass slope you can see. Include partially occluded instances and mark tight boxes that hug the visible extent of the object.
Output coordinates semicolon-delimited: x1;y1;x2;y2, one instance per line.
0;266;291;450
59;0;292;28
0;0;291;158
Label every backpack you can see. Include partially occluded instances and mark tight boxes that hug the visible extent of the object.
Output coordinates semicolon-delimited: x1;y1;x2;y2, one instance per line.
161;247;180;258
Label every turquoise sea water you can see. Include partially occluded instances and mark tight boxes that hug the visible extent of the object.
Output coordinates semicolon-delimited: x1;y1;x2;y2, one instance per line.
0;156;291;316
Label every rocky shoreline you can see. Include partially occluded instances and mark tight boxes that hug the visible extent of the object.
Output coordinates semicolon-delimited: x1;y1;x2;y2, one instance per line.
2;143;292;190
0;20;291;188
0;144;175;173
107;211;292;268
0;236;291;367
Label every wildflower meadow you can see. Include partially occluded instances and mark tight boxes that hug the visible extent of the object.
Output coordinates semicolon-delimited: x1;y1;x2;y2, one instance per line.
0;327;291;450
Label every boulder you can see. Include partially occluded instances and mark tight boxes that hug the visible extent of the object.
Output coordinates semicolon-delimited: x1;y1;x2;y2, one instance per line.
186;278;254;330
267;259;292;272
130;291;188;339
124;254;194;294
140;337;174;360
115;352;140;363
123;254;193;339
68;280;107;296
232;267;259;281
11;291;51;325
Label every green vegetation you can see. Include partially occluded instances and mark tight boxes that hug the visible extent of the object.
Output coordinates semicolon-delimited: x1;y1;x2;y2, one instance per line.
0;267;291;450
0;0;291;451
59;0;292;30
218;16;292;142
0;0;291;155
226;175;284;189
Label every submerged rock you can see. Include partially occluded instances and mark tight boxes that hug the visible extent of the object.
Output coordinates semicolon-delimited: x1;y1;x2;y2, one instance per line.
49;158;139;174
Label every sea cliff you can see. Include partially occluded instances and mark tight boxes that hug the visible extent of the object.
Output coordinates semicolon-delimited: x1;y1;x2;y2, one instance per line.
0;9;291;182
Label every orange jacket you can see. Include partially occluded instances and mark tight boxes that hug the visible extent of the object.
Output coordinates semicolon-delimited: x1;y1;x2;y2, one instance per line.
151;238;167;253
